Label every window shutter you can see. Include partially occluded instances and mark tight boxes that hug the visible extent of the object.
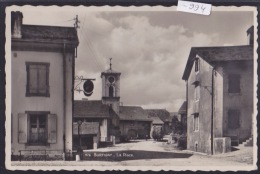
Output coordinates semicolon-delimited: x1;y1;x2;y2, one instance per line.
38;65;47;94
48;114;57;143
29;65;38;93
18;113;28;143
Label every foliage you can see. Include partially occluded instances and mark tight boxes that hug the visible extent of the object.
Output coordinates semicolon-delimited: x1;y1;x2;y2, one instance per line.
177;134;187;149
171;115;184;134
170;133;187;149
152;126;164;141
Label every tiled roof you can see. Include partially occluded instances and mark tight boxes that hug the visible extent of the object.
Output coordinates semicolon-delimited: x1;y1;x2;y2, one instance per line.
74;100;113;118
146;110;164;125
21;25;79;45
195;46;253;62
182;45;253;80
145;109;170;122
152;116;164;124
178;101;187;114
119;106;152;121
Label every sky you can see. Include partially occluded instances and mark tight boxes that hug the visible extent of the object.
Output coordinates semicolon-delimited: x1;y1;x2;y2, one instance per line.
13;6;254;112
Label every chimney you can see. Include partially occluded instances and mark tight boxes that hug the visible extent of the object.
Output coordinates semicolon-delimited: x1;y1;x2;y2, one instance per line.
11;11;23;38
247;25;254;46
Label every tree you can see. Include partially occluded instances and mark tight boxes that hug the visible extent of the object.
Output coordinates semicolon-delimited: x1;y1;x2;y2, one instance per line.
171;115;183;134
152;126;164;141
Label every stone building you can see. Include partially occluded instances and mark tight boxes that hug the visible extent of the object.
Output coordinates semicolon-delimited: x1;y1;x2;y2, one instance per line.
73;100;119;149
101;63;121;114
11;11;79;159
146;110;164;139
182;26;254;154
119;106;152;140
101;62;152;141
145;109;172;135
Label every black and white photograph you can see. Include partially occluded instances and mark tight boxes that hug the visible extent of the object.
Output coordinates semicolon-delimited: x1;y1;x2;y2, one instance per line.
5;5;257;171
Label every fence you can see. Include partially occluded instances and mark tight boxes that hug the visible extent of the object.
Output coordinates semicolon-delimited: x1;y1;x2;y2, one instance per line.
11;150;77;161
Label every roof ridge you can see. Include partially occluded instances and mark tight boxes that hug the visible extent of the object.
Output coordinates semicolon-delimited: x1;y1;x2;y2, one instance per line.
23;24;76;29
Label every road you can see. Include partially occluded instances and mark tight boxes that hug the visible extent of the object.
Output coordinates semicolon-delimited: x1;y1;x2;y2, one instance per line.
10;139;255;170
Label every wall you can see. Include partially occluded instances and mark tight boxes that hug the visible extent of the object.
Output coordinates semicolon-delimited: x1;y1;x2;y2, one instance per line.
73;117;109;143
186;56;213;154
64;52;74;152
214;137;231;154
120;120;151;139
100;119;108;141
214;66;224;138
11;49;74;154
102;74;120;98
101;74;120;114
12;50;63;154
222;61;253;142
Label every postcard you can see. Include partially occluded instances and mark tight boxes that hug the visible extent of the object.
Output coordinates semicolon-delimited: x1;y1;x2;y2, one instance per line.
5;4;258;171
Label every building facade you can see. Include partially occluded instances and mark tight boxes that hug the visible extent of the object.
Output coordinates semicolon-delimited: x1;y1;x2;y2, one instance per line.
119;106;152;140
73;100;119;149
145;109;172;135
11;12;79;158
146;110;164;140
182;26;254;154
101;65;121;114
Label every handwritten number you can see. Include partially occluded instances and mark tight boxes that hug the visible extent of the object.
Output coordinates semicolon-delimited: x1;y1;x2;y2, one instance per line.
189;4;194;9
182;2;209;15
194;5;199;11
201;5;206;13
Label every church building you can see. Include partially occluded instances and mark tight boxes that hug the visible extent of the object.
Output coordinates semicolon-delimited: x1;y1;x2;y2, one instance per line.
73;59;152;146
101;60;152;141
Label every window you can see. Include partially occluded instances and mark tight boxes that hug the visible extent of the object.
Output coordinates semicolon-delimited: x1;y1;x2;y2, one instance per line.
29;113;47;145
195;58;199;72
109;86;114;97
193;114;199;131
228;110;240;129
26;62;50;97
18;112;57;145
194;84;200;101
228;74;241;93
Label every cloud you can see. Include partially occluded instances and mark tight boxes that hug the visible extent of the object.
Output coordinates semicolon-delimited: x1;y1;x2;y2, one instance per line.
15;8;252;112
74;12;222;112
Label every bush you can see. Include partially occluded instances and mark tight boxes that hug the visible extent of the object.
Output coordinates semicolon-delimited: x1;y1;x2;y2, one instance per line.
177;135;187;149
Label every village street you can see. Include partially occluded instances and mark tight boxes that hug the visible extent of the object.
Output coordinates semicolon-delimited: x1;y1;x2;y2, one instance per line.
11;138;254;168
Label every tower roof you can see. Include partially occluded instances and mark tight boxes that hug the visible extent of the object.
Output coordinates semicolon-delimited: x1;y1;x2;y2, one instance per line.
101;58;121;76
101;68;121;76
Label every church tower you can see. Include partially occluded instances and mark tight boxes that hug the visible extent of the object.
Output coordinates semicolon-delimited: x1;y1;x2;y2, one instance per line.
101;58;121;114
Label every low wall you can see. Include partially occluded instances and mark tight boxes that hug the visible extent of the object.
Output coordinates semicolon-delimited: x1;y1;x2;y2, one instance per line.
214;137;231;154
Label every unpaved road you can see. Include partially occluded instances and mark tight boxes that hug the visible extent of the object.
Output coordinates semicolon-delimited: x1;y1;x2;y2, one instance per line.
11;139;255;169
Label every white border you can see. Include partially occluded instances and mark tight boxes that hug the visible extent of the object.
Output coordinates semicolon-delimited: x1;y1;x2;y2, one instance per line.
5;5;258;171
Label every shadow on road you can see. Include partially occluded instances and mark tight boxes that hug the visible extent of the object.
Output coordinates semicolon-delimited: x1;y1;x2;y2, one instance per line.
231;147;240;152
81;150;193;161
